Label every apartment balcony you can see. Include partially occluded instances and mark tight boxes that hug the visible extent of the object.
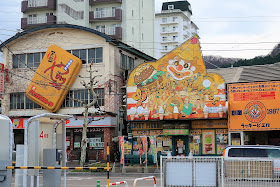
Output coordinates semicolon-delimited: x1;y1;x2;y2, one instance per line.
161;29;179;34
183;30;191;37
21;15;56;30
161;48;170;53
89;0;122;5
89;9;122;22
96;27;122;39
161;39;179;44
183;21;191;29
21;0;56;13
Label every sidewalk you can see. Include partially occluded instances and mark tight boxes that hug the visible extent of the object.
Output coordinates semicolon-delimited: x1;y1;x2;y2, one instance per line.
66;160;160;175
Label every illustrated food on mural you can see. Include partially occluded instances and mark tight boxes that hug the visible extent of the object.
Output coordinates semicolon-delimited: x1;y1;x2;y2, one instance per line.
127;35;226;120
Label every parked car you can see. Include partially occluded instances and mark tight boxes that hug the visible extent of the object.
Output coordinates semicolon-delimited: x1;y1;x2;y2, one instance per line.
223;145;280;179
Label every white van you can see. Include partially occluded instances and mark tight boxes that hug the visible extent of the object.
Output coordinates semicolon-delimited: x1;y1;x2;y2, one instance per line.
223;145;280;179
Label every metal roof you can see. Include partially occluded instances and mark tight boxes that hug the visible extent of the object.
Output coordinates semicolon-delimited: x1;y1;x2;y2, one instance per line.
208;62;280;84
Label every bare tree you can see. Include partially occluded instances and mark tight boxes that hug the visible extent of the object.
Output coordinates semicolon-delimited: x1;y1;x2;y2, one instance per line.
74;63;102;167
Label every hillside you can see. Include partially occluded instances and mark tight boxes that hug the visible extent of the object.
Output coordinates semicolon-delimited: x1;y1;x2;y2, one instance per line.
203;55;240;69
204;42;280;69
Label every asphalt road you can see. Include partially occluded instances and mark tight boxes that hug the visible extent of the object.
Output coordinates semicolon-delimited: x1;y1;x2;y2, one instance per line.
12;174;162;187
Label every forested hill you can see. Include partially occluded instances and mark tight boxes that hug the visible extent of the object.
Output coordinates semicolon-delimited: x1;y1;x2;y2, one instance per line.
203;43;280;69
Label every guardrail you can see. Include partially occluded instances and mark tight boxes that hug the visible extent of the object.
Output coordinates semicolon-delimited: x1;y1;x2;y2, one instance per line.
6;166;111;170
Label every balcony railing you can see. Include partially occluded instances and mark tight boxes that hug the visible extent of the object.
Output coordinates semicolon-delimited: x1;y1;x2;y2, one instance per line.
89;9;122;22
95;27;122;39
21;15;56;30
21;0;56;12
27;16;47;24
89;0;122;5
161;39;179;43
28;0;47;7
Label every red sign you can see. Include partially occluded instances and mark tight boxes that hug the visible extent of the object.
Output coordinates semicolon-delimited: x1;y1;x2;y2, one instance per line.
11;118;25;129
139;148;143;155
0;63;4;73
0;73;4;94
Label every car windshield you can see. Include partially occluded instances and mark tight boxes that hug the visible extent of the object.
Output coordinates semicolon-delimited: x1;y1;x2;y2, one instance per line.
228;148;280;158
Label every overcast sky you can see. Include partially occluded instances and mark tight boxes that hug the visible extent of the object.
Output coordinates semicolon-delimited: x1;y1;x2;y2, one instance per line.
1;0;280;60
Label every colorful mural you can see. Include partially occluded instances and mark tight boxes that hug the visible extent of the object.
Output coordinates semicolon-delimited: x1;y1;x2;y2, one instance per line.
126;36;226;120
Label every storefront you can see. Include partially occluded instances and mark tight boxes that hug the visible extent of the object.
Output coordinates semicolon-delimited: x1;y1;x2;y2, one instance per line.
11;116;117;161
228;81;280;146
163;122;190;156
189;120;228;155
127;121;190;160
127;121;164;163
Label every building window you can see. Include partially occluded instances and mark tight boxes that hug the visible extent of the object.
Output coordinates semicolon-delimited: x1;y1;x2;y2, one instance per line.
173;26;177;32
162;27;167;32
163;46;168;50
162;36;167;41
26;97;42;109
72;49;87;64
121;54;134;70
173;17;177;22
142;33;144;40
168;5;174;10
46;13;54;16
132;27;134;34
132;10;134;17
61;89;105;108
69;48;103;64
12;48;103;69
13;52;45;69
173;35;178;41
10;93;41;110
162;18;167;23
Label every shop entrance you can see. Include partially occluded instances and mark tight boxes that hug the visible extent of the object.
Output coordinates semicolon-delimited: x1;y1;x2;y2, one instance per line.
243;131;280;145
172;136;187;156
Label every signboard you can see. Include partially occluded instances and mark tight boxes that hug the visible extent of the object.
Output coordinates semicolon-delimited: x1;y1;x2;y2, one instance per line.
149;136;157;163
0;72;4;94
131;122;163;130
202;130;215;154
126;35;226;121
163;129;189;135
228;81;280;131
26;45;82;112
191;120;228;129
132;130;162;136
119;136;124;165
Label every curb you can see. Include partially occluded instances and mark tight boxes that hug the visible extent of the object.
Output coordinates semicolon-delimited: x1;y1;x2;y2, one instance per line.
66;172;161;177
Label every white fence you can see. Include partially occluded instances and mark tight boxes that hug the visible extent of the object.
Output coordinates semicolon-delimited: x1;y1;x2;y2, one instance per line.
160;156;280;187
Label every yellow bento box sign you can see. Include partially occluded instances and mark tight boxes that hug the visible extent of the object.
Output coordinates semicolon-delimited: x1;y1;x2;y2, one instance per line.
26;45;82;112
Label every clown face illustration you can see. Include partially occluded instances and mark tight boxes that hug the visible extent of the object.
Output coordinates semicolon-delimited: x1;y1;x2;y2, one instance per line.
167;57;196;80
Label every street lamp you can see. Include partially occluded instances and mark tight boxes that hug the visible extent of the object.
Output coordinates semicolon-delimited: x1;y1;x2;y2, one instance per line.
119;108;125;136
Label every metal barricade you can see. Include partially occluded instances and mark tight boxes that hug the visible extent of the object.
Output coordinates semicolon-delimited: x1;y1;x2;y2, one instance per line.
160;155;280;187
133;176;156;187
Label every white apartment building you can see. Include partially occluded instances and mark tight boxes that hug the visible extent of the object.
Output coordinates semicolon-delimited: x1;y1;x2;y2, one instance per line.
155;0;199;59
21;0;155;57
